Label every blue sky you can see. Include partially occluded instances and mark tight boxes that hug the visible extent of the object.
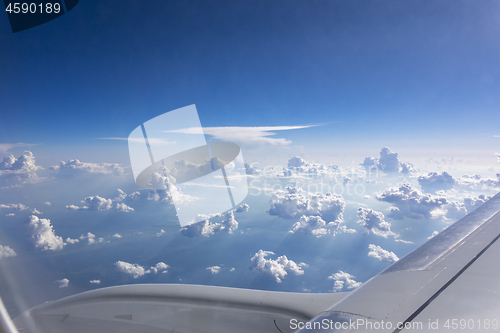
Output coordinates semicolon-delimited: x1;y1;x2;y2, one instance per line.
1;0;500;158
1;0;500;319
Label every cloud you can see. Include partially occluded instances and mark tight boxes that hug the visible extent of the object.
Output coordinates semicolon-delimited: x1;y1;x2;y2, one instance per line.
0;143;39;154
115;261;169;278
367;244;399;263
90;280;101;284
427;231;439;239
360;147;415;174
0;203;29;211
375;183;449;220
112;233;122;238
65;237;79;244
249;250;306;283
180;211;238;237
0;245;16;259
236;203;249;213
0;151;42;185
268;186;345;223
496;153;500;163
356;208;397;237
457;174;500;190
56;278;69;288
289;215;354;236
150;262;169;274
463;195;491;212
207;266;221;274
116;203;134;212
328;270;362;292
44;202;51;206
81;232;104;245
115;261;148;278
418;172;455;192
165;125;316;148
50;159;123;177
25;215;65;251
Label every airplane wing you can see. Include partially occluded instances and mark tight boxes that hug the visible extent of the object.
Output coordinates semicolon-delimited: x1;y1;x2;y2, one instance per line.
3;191;500;333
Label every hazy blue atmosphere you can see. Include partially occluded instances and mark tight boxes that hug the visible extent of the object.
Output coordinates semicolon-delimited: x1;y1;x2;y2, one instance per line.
0;0;500;318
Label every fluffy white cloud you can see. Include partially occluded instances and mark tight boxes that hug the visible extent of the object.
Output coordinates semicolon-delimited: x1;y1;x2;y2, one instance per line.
115;261;147;278
90;280;101;284
236;203;249;213
180;211;238;237
457;174;500;190
268;187;345;223
249;250;306;283
150;262;169;274
289;215;354;236
328;270;362;292
56;278;69;288
207;266;221;274
427;231;439;239
376;183;449;220
464;194;491;212
25;215;65;251
67;195;135;213
115;261;169;278
0;151;42;185
357;208;396;237
65;237;79;244
418;172;455;192
361;147;415;174
0;245;16;259
80;232;104;245
116;203;134;212
367;244;399;263
51;159;124;177
112;233;122;238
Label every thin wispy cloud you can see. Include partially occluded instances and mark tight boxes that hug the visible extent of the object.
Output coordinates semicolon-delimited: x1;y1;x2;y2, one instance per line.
167;125;317;147
0;143;39;154
98;125;317;148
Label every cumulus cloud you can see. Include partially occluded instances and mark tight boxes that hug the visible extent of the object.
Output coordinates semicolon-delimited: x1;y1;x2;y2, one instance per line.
236;203;249;213
56;278;69;288
427;231;439;239
207;266;221;274
457;174;500;190
0;245;16;259
464;194;491;212
150;262;169;274
116;203;134;212
180;211;238;237
361;147;415;174
356;208;396;237
115;261;169;278
418;172;455;192
376;183;450;220
90;280;101;284
249;250;306;283
289;215;354;236
328;270;362;292
115;261;148;278
25;215;65;251
268;187;345;223
112;233;122;238
0;151;42;185
65;237;79;244
367;244;399;263
81;232;104;245
50;159;123;177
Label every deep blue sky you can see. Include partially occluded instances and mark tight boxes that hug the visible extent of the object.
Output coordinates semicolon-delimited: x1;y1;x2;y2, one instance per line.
1;0;500;156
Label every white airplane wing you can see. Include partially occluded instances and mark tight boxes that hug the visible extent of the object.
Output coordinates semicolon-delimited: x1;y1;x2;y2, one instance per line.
3;191;500;333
